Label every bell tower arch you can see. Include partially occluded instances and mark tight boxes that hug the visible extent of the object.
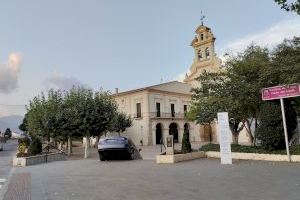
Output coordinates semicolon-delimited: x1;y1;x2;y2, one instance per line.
184;23;221;86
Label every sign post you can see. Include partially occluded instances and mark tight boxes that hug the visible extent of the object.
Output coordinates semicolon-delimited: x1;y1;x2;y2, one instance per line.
262;83;300;162
217;112;232;164
280;98;290;162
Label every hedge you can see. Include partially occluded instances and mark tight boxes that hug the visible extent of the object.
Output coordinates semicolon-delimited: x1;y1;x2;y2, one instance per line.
199;144;300;155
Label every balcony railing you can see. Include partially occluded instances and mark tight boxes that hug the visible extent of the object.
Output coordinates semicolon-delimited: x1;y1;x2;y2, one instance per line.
149;112;185;119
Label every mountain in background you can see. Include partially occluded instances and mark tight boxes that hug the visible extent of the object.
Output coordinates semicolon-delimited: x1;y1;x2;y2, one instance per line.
0;115;24;133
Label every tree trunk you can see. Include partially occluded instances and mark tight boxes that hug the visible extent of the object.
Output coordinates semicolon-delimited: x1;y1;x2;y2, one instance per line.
253;111;258;146
245;119;254;145
95;136;99;148
84;135;89;159
67;135;72;156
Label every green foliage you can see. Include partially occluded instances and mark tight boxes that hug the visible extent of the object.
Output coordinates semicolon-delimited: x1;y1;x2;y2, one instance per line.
189;45;270;143
274;0;300;14
256;101;298;150
200;143;300;155
181;129;192;154
25;87;119;143
18;143;27;154
189;38;300;146
28;137;42;156
256;102;284;150
18;137;31;147
19;113;28;132
110;112;132;134
4;128;12;139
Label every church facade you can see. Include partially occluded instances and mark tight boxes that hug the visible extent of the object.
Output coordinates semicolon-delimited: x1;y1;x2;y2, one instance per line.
113;23;252;146
113;81;203;146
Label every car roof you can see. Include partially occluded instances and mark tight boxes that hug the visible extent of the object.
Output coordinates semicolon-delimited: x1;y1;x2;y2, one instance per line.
101;136;128;140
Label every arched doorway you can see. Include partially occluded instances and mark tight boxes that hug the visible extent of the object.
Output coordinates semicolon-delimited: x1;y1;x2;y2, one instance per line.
169;123;178;143
156;123;163;144
184;123;190;141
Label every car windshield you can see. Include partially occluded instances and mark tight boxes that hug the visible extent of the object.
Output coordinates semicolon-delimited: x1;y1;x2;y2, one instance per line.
104;139;125;144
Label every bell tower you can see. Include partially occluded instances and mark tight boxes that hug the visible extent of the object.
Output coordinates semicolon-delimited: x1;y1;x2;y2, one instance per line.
184;23;221;86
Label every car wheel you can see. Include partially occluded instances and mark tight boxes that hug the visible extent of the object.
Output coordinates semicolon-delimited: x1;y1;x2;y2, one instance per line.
99;154;105;161
129;149;135;160
131;153;135;160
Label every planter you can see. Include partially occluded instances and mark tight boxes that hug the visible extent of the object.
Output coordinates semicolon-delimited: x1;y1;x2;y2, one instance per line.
156;151;205;164
13;152;66;167
205;151;300;162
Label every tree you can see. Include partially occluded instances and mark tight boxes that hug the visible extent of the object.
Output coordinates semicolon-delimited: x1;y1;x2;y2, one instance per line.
181;128;192;153
24;87;119;158
188;45;270;144
19;113;28;133
26;90;64;144
4;128;12;139
274;0;300;14
189;38;299;147
256;100;297;150
110;112;132;135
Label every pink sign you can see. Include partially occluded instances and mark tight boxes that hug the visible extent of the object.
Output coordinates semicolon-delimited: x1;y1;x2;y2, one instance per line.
262;84;300;100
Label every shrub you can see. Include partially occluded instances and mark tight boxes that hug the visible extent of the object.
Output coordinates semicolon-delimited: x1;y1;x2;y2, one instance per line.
18;142;27;154
18;137;31;147
181;129;192;154
28;137;42;156
17;137;31;155
256;101;297;151
199;143;300;155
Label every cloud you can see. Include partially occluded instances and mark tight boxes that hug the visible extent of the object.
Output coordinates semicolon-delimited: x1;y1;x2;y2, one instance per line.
0;53;22;93
220;18;300;56
46;72;87;91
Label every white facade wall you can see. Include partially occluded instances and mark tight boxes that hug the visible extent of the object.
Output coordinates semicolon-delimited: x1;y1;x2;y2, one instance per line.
114;87;200;146
115;91;151;146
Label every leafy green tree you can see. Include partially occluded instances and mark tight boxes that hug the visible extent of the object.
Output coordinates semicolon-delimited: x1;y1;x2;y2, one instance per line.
4;128;12;139
24;87;119;158
26;89;64;143
19;113;28;133
256;100;297;150
28;137;42;156
274;0;300;14
188;45;270;144
189;38;299;147
181;128;192;153
90;90;118;137
110;112;132;135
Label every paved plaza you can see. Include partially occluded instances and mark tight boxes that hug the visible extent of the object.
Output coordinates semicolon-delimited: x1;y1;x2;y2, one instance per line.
8;158;300;200
0;140;17;200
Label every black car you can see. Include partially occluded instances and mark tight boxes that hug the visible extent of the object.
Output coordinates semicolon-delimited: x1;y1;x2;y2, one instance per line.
98;136;135;161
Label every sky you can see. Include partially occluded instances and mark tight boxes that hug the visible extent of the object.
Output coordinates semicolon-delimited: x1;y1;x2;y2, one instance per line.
0;0;299;117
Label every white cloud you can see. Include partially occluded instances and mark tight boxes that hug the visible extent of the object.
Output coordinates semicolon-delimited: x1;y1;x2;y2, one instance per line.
46;72;87;91
220;18;300;55
0;53;22;93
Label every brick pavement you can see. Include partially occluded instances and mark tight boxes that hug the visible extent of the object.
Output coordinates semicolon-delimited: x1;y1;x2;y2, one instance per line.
3;173;31;200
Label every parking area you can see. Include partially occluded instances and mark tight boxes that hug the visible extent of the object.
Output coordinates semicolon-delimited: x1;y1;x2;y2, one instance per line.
12;158;300;200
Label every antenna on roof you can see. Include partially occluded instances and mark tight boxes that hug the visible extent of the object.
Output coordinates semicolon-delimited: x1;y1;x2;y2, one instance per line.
200;11;206;26
160;78;163;83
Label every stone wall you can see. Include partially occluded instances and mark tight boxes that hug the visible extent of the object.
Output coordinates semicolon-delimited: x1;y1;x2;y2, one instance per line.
13;152;66;167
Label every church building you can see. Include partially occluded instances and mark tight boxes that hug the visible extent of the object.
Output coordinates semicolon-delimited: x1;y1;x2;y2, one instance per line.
113;23;251;146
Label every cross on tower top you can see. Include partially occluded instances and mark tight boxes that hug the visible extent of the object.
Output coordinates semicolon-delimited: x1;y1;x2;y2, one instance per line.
200;11;205;26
